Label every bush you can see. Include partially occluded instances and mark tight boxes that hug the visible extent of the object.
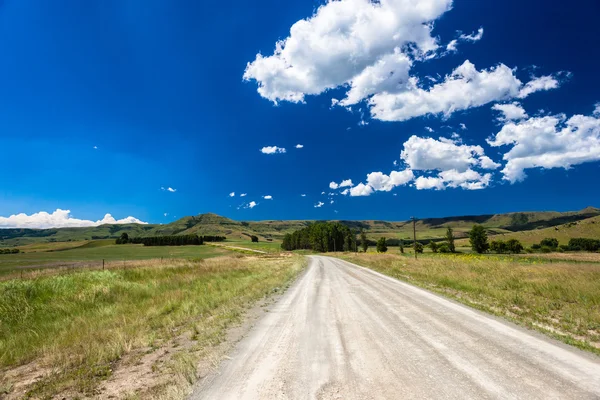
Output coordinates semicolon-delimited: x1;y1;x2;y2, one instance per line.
251;235;259;243
490;240;508;254
568;238;600;252
376;237;388;253
0;248;20;254
415;242;424;254
438;243;451;253
429;241;439;253
531;244;541;250
506;239;524;254
540;238;559;249
469;225;489;254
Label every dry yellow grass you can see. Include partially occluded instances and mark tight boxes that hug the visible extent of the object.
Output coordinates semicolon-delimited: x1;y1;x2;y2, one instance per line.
338;253;600;353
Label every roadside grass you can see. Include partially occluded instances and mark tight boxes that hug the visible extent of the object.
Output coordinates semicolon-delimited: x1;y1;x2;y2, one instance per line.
0;255;305;399
337;253;600;354
0;244;231;277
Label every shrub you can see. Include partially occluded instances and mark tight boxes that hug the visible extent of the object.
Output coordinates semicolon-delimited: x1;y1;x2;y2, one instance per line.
531;244;541;250
376;237;388;253
506;239;524;254
429;241;439;253
251;235;259;243
438;243;451;253
415;242;424;254
490;240;508;254
540;238;559;249
568;238;600;252
469;225;489;254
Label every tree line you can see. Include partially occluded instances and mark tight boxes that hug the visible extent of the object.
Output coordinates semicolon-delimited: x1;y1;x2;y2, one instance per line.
469;225;600;254
115;233;226;246
281;222;357;252
0;248;20;254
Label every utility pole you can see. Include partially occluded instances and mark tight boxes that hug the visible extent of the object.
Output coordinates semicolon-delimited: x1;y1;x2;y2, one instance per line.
411;216;418;260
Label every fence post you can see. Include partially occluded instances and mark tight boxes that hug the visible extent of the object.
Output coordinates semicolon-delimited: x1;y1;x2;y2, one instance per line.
102;259;105;270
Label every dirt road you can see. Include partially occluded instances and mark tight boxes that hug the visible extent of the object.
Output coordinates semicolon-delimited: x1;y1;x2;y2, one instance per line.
191;256;600;399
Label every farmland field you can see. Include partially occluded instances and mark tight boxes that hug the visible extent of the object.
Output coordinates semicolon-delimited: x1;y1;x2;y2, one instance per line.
0;242;232;278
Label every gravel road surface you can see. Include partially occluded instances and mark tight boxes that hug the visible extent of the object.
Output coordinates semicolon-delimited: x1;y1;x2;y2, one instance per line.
191;255;600;399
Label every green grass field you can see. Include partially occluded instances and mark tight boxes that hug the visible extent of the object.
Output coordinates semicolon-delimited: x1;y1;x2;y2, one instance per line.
0;255;305;399
337;252;600;354
0;243;231;278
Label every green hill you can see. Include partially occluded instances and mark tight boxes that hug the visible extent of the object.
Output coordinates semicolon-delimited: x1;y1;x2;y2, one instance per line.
1;207;598;247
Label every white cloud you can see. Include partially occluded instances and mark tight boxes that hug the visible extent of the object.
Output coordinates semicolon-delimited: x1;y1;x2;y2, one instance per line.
240;193;247;197
263;195;273;200
446;28;483;53
164;213;168;217
369;61;527;122
366;170;414;192
0;209;148;229
460;123;467;130
341;189;350;196
161;187;177;193
295;144;304;149
244;0;452;104
349;183;374;197
446;40;458;52
425;126;434;133
260;146;286;154
492;102;528;122
401;134;497;172
248;201;258;209
488;104;600;183
414;176;445;190
93;146;98;150
459;27;484;42
414;169;491;190
229;192;236;197
301;194;307;197
330;179;353;190
517;75;560;99
330;200;335;204
314;202;325;208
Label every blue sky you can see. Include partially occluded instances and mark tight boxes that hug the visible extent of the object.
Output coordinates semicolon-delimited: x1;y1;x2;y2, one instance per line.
1;0;600;228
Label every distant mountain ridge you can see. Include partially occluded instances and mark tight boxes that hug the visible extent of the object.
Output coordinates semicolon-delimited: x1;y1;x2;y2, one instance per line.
1;208;599;247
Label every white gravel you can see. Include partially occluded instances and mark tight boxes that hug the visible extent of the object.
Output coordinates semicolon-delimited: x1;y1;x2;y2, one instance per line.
191;255;600;399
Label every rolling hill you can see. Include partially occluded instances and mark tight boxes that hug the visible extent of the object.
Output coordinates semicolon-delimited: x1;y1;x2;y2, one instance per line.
1;208;599;247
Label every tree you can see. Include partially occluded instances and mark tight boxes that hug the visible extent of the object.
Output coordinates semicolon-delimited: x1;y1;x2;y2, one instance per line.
506;239;524;254
376;237;388;253
116;232;129;245
360;229;369;252
490;240;507;254
540;238;559;249
429;241;439;253
445;227;456;253
399;239;404;254
469;225;489;254
251;235;259;243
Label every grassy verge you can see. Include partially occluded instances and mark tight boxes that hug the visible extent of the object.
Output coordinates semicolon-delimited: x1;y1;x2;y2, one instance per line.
336;253;600;354
0;255;305;399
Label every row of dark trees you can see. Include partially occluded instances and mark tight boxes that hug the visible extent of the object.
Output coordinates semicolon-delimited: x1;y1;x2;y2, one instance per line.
0;248;20;254
281;222;357;252
470;225;600;254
